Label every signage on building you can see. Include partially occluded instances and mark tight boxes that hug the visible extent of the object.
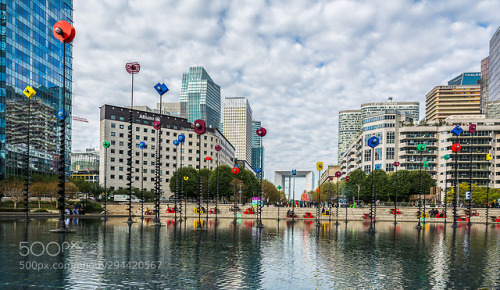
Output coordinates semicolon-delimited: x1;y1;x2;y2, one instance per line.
139;114;155;121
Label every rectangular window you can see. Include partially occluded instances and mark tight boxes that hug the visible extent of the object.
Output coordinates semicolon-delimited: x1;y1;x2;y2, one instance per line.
387;132;395;144
364;165;371;173
120;125;124;129
364;150;371;162
111;132;115;136
375;148;382;161
386;163;394;172
386;147;394;160
111;123;116;128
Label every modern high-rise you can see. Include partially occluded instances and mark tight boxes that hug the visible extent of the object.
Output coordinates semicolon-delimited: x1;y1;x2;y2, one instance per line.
223;97;253;167
338;110;361;163
425;85;481;121
338;98;419;162
487;27;500;118
251;120;263;170
1;1;73;179
180;66;221;129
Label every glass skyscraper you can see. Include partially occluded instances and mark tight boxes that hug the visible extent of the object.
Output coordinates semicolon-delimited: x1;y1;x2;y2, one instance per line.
180;66;221;129
488;27;500;118
251;120;263;171
1;0;73;179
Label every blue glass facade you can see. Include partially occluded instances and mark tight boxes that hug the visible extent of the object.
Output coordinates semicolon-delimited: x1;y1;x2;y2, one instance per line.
448;72;481;85
251;120;262;171
180;66;221;130
0;0;73;179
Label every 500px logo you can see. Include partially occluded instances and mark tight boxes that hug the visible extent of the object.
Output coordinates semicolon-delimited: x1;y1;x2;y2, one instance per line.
19;241;78;257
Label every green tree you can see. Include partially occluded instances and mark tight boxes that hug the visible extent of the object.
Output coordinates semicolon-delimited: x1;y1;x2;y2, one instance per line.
320;182;336;203
363;169;388;202
343;169;366;201
387;169;413;201
261;180;282;202
169;166;198;198
238;169;259;200
208;165;234;199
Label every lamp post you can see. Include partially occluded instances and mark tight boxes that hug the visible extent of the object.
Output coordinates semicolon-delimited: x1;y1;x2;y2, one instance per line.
232;166;240;225
416;144;426;229
345;175;350;223
103;141;110;221
292;169;296;222
443;154;450;224
139;142;146;220
23;86;36;222
367;136;380;232
124;62;140;225
173;140;180;221
256;127;267;228
51;20;75;233
178;134;186;222
451;125;463;228
393;161;400;225
335;171;341;225
215;145;222;222
316;162;323;228
194;119;206;230
328;176;334;222
467;124;476;226
277;185;282;222
204;156;213;223
486;153;493;225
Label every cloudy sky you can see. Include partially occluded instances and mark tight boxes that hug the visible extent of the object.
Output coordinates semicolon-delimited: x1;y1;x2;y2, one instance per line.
72;0;500;189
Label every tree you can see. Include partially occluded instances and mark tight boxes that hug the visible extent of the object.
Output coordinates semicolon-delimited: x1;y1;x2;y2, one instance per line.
387;170;413;201
208;165;236;200
169;166;198;198
262;180;282;202
320;182;336;203
2;178;24;209
343;169;366;201
238;169;259;200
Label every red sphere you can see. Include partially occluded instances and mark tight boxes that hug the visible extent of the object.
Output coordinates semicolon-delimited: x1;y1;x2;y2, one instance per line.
393;161;400;167
335;171;341;178
451;143;461;152
232;167;240;174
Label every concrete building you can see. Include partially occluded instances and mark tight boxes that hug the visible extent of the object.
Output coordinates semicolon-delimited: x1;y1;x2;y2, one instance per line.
340;114;500;201
319;165;342;185
99;105;235;196
223;97;253;166
71;148;99;173
338;98;419;162
180;66;221;129
1;0;73;179
158;102;182;118
487;27;500;118
425;85;481;121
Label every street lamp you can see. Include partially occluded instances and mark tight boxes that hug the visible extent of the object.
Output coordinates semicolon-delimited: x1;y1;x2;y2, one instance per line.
416;143;427;229
443;154;451;224
256;127;267;228
232;165;240;225
194;119;206;230
215;145;222;222
178;134;186;221
335;171;341;225
345;175;350;223
467;124;476;226
140;141;146;220
51;20;75;233
451;125;463;228
292;169;296;222
367;136;380;232
316;162;323;228
23;86;36;222
393;161;400;225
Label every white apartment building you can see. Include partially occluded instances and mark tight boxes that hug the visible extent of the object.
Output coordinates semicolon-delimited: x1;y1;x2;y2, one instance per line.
99;105;235;196
223;97;253;166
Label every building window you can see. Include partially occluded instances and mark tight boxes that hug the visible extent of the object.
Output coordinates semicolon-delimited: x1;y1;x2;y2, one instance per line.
375;148;382;161
144;128;148;133
119;167;123;171
119;133;124;138
111;123;116;128
110;166;115;171
364;150;371;162
387;132;395;144
119;150;124;154
119;158;124;163
120;125;124;129
119;142;124;146
386;163;394;172
136;127;140;131
119;175;123;180
111;149;115;153
111;132;116;136
111;115;116;120
364;165;371;173
386;147;394;160
110;175;115;179
110;157;115;162
111;141;116;145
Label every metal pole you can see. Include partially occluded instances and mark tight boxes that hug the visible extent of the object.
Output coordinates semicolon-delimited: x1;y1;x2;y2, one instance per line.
257;136;264;228
56;41;67;231
316;169;321;227
104;147;108;221
292;173;295;222
453;138;459;228
417;151;422;229
182;142;186;222
215;150;219;222
486;154;490;226
335;176;339;225
197;134;202;228
24;97;31;222
394;164;398;225
174;144;178;221
126;73;134;224
369;149;375;231
233;171;237;225
141;147;144;220
444;160;448;224
468;132;473;226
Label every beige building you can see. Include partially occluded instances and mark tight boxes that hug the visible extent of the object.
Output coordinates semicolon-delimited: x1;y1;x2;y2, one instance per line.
223;97;253;167
319;165;342;185
425;85;481;121
99;105;235;196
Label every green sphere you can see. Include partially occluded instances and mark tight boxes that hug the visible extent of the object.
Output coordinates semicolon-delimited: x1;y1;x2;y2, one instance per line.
103;141;110;148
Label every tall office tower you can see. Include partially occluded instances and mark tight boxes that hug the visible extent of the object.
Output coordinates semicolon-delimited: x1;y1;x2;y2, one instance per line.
158;102;182;118
338;110;361;163
251;120;263;170
488;27;500;118
425;85;481;121
1;1;73;179
223;97;253;166
180;66;221;129
481;58;490;114
447;72;481;85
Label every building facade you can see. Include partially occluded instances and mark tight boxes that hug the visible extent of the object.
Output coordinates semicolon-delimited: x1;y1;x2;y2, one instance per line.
425;85;481;121
223;97;253;166
481;57;490;115
71;148;99;172
99;105;235;196
488;27;500;118
338;98;419;162
180;66;221;130
1;0;73;179
340;114;500;201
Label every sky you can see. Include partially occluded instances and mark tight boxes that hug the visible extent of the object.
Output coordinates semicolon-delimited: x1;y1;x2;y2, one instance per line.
71;0;500;192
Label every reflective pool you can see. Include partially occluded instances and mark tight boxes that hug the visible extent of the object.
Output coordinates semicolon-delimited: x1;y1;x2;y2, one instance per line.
1;218;499;289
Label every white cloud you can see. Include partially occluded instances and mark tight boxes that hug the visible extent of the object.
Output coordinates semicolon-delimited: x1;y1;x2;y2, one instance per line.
72;0;500;191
